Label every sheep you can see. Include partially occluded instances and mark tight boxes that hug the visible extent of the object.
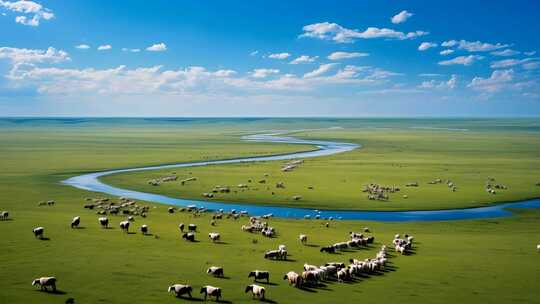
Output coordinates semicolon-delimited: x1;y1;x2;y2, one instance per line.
303;263;318;271
140;224;149;235
207;266;224;277
32;277;56;292
283;271;302;287
396;245;406;255
264;250;281;259
71;216;80;229
350;232;363;239
128;216;135;222
245;284;265;299
179;223;185;232
325;262;346;269
188;224;197;232
278;249;288;260
0;211;8;220
301;271;318;285
299;234;307;244
248;270;270;283
337;268;350;282
33;227;44;239
200;285;221;301
168;207;175;213
119;220;130;233
208;232;220;242
167;284;192;298
98;217;109;228
537;244;540;252
278;244;287;251
182;232;196;242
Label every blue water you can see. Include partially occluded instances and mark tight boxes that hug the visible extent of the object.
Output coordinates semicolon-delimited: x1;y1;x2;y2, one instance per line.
62;131;540;222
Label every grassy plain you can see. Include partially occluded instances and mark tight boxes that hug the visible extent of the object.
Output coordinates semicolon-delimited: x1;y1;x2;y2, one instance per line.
1;118;539;304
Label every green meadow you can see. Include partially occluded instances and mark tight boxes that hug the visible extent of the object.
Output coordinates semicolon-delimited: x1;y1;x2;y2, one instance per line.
1;118;540;304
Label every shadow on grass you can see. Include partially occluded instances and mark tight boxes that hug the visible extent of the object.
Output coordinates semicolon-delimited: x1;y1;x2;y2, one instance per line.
38;237;50;241
260;298;278;303
178;296;204;302
34;289;66;295
304;244;319;248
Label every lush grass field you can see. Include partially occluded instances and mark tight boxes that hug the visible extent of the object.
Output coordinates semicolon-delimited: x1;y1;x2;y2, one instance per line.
104;127;540;211
1;118;540;304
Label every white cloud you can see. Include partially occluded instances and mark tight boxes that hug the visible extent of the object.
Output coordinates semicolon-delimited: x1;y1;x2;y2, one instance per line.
121;48;141;53
419;73;443;77
75;44;90;50
523;61;540;70
303;63;338;78
146;42;167;52
418;42;438;51
419;74;457;89
249;50;259;56
391;10;413;24
268;52;291;60
468;69;514;93
490;58;540;69
251;68;279;78
327;51;368;60
97;45;112;51
290;55;318;64
439;49;454;56
0;0;54;26
300;22;428;43
0;46;70;64
438;55;484;66
214;69;237;77
524;51;536;56
490;49;520;57
441;39;509;52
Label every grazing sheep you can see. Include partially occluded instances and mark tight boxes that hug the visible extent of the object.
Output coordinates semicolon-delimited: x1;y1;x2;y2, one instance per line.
301;271;318;285
245;284;265;299
119;220;130;233
264;250;281;260
283;271;302;287
168;284;192;298
248;270;270;283
179;223;185;232
182;232;195;242
303;263;318;271
188;224;197;232
71;216;80;229
208;232;220;242
200;286;221;301
278;244;287;251
320;246;336;253
32;277;56;292
33;227;44;239
168;207;175;214
128;216;135;222
207;266;224;277
98;217;109;228
0;211;8;220
337;268;349;282
537;244;540;252
140;224;148;235
299;234;307;244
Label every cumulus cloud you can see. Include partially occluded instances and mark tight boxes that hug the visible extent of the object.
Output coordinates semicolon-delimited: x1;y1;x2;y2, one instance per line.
75;44;90;50
97;45;112;51
290;55;318;64
419;74;457;89
439;49;454;56
490;49;520;57
327;51;368;60
146;42;167;52
303;63;338;78
268;52;291;60
0;46;69;64
418;42;438;51
391;10;413;24
251;68;279;78
300;22;428;43
438;55;484;66
0;0;54;26
468;69;514;93
441;39;509;52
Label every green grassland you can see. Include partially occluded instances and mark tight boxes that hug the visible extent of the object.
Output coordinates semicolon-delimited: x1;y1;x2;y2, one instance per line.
104;127;540;211
1;118;540;304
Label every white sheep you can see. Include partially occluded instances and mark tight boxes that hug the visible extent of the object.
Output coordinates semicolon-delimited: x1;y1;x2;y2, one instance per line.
303;263;318;271
200;285;221;301
299;234;307;244
0;211;8;220
119;220;130;232
537;244;540;252
278;244;287;251
140;224;149;235
208;232;220;242
32;277;56;292
71;216;80;229
207;266;224;277
283;271;302;287
245;284;265;299
167;284;192;298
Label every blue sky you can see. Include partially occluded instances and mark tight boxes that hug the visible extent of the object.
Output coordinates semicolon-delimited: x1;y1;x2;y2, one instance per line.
0;0;539;117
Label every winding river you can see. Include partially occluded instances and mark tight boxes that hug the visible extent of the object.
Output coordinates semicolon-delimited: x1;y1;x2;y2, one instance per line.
62;131;540;222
